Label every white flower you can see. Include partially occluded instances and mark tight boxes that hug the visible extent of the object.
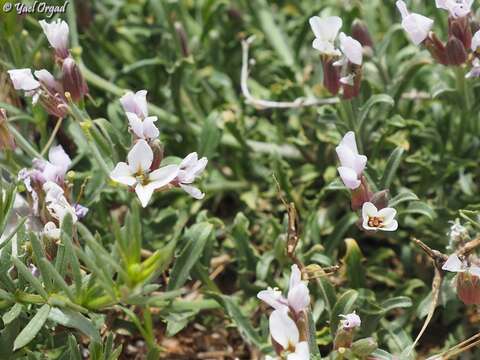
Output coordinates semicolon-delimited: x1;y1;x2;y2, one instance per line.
258;265;310;314
120;90;148;119
436;0;473;18
269;309;309;360
340;311;361;330
7;69;40;91
472;30;480;52
339;33;363;65
110;140;179;207
39;19;69;56
43;181;78;224
336;131;367;190
126;112;159;140
43;221;61;240
171;152;208;199
309;16;342;56
34;145;71;183
362;202;398;232
442;254;480;276
466;58;480;78
396;0;434;45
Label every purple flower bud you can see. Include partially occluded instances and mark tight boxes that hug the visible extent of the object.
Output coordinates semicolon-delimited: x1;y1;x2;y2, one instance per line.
351;20;373;48
446;37;468;65
62;57;88;102
74;204;89;219
448;16;472;50
424;32;449;65
322;57;341;95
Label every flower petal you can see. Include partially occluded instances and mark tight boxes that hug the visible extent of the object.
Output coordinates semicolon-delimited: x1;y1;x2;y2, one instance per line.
126;112;144;138
149;164;179;188
288;283;310;314
309;16;342;42
289;264;302;290
442;254;465;273
379;219;398;232
378;207;397;224
143;116;160;139
128;139;153;173
110;162;136;186
257;288;288;311
269;309;299;350
337;166;360;190
287;341;309;360
472;30;480;52
8;69;40;91
135;183;155;208
339;33;363;65
180;184;205;199
48;145;71;173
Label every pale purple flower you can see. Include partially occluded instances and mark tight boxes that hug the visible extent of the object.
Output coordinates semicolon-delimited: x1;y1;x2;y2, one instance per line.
309;16;343;56
466;58;480;78
120;90;148;119
43;181;78;224
7;69;40;91
336;131;367;190
34;69;62;94
18;168;39;215
472;30;480;52
110;140;179;207
442;254;480;276
33;145;71;184
170;152;208;199
340;311;361;330
29;264;40;277
396;1;434;45
39;19;70;58
126;112;159;140
339;32;363;65
74;204;89;219
269;309;309;360
436;0;473;18
362;202;398;232
43;221;61;240
257;265;310;315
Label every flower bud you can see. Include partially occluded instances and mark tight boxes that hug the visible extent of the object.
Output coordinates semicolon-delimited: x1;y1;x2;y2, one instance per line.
370;190;389;210
0;109;16;150
322;57;341;95
150;140;164;171
351;19;373;48
62;57;89;102
446;37;468;65
351;176;372;211
351;337;378;357
424;32;449;65
449;16;472;50
456;272;480;305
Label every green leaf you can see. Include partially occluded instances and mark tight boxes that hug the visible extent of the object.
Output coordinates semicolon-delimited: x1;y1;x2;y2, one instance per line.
330;290;358;335
13;304;50;350
48;307;101;342
358;94;394;134
389;191;419;207
325;213;358;255
12;257;48;300
198;112;221;159
342;239;366;289
167;222;214;290
380;147;404;189
400;201;436;221
231;213;257;272
2;304;23;325
380;296;412;312
209;293;268;350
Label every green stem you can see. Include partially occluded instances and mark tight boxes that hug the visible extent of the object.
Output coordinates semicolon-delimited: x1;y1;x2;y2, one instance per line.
454;67;473;151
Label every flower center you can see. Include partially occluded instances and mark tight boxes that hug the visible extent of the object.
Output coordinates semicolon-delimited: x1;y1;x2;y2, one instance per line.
368;216;383;228
135;172;149;185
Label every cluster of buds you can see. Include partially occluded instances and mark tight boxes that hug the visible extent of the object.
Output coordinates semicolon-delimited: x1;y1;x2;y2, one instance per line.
18;145;88;240
0;109;15;151
258;265;310;360
442;253;480;305
110;90;207;207
7;19;88;118
396;0;480;77
309;16;366;99
336;132;398;232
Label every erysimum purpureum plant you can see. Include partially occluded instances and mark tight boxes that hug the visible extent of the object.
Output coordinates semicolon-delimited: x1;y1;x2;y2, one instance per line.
2;0;480;358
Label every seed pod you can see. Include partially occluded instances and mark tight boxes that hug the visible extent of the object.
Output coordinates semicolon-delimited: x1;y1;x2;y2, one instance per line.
322;56;341;95
351;19;373;48
446;37;468;65
456;272;480;305
62;57;89;102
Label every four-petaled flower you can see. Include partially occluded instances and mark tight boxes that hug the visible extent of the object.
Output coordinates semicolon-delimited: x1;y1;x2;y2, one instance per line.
43;181;78;224
309;16;343;56
269;309;310;360
39;19;70;59
120;90;160;140
340;311;361;330
110;140;179;207
442;254;480;276
170;152;208;200
436;0;473;18
338;33;363;66
396;0;434;45
258;264;310;315
362;202;398;232
336;131;367;190
33;145;72;184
